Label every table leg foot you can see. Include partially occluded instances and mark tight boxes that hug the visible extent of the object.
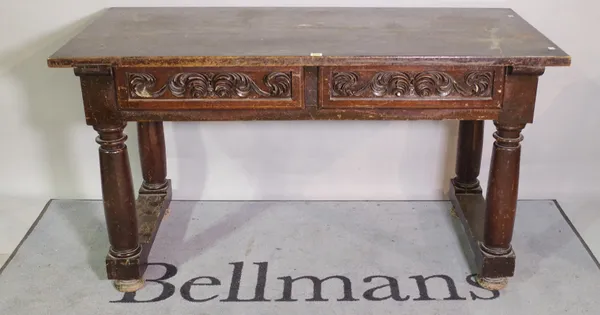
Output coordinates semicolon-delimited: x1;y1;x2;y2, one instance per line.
163;208;171;221
476;275;508;291
449;206;458;218
113;279;145;292
449;184;516;280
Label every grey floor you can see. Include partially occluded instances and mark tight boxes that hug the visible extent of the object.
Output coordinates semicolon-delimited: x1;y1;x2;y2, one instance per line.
0;197;49;266
2;198;599;266
0;200;598;314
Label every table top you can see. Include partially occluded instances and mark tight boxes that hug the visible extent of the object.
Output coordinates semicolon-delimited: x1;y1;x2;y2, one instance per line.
48;7;570;68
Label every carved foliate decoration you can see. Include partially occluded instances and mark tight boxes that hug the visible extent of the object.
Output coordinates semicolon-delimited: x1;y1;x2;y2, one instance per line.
331;71;493;98
129;72;292;99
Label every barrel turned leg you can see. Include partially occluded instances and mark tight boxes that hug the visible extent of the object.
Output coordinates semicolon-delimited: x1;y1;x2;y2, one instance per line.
450;120;484;217
477;122;525;290
94;124;144;293
137;122;168;193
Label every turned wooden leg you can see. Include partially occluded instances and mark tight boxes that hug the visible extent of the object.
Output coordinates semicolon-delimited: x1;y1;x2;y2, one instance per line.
452;120;485;193
94;123;144;292
449;120;484;218
137;122;168;193
477;121;525;290
135;121;172;280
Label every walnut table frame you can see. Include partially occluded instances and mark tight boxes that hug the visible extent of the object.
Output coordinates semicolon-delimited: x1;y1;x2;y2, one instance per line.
47;7;570;292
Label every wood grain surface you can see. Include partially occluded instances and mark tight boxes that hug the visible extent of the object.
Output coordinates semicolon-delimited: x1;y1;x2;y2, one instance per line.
48;7;570;67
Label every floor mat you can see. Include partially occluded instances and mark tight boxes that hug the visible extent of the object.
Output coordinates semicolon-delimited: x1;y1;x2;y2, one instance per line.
0;200;598;314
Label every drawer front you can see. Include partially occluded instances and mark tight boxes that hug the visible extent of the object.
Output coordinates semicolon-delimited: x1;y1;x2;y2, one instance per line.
320;66;504;109
115;67;303;110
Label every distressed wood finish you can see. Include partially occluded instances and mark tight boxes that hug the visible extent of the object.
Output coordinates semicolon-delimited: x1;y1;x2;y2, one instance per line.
138;122;168;191
452;120;485;193
76;67;174;283
48;7;570;292
47;7;569;67
93;123;142;279
119;107;501;121
483;122;525;252
136;121;172;278
449;66;547;284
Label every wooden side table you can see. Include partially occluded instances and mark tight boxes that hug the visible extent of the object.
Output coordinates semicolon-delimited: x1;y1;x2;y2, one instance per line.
47;7;570;292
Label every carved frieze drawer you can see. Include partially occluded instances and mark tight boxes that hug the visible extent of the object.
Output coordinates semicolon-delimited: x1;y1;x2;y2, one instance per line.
115;67;303;110
320;66;504;109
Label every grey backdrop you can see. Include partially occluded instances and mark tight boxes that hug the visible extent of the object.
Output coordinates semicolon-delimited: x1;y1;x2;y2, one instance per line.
0;0;596;201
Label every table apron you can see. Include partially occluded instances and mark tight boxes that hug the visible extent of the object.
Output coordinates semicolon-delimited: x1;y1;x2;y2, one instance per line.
107;65;507;121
